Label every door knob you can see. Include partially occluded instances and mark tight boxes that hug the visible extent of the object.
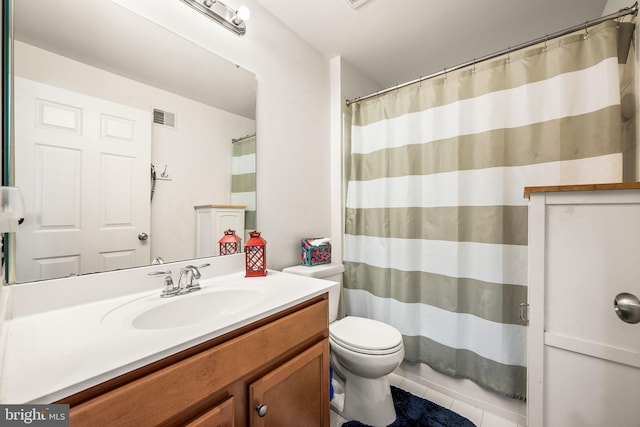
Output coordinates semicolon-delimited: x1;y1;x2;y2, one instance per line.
256;403;268;417
138;232;149;241
614;292;640;324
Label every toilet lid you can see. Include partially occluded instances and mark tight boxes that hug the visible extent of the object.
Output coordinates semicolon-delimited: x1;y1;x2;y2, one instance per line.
330;316;403;355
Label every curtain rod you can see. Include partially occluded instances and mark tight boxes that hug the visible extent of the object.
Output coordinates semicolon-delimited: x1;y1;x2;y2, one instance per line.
346;2;638;106
232;133;255;143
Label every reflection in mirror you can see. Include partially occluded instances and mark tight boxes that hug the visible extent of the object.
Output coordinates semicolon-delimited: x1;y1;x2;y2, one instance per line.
7;0;257;284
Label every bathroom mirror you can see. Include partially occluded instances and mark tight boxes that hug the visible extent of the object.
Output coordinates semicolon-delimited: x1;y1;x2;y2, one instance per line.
5;0;257;284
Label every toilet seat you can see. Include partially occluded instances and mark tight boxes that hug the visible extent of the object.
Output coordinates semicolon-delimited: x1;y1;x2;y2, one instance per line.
330;316;403;355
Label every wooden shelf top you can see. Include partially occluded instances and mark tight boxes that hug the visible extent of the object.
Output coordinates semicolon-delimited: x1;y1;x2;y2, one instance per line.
524;182;640;199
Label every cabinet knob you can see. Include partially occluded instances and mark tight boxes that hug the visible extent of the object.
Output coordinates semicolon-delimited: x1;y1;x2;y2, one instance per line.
256;403;268;417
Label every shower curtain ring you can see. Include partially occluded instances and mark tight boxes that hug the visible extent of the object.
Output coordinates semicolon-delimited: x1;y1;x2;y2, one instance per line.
583;22;589;39
472;59;476;73
506;48;511;63
543;35;548;51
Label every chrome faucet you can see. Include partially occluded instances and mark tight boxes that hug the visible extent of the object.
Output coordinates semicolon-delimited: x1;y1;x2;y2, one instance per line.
178;263;210;293
148;263;210;297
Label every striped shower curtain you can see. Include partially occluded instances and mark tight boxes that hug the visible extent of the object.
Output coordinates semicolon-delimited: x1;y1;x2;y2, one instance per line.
230;134;256;241
344;21;627;399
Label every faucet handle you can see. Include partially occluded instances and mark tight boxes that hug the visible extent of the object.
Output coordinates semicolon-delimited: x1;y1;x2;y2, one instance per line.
148;270;180;298
148;269;171;276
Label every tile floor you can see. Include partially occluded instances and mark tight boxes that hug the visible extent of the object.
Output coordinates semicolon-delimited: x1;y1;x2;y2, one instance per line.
329;373;525;427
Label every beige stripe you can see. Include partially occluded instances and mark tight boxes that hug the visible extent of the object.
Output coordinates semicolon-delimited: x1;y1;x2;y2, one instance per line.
344;262;527;325
403;335;526;399
350;106;621;181
231;173;256;192
245;210;256;231
232;136;256;156
345;206;528;246
353;21;619;126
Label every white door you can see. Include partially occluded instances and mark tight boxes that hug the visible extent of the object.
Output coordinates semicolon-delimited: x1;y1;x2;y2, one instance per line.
14;77;151;282
527;189;640;427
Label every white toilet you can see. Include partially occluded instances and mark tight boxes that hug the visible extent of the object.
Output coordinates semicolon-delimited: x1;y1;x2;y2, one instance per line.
282;264;405;427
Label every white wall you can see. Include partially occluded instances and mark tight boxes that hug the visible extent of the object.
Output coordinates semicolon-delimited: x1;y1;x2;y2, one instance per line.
111;0;332;270
13;41;256;263
329;56;379;262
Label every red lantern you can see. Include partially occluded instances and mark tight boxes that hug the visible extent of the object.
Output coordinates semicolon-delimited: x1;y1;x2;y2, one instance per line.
245;231;267;277
218;229;242;255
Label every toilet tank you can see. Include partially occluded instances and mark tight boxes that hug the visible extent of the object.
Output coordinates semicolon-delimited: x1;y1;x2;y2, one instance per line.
282;263;344;322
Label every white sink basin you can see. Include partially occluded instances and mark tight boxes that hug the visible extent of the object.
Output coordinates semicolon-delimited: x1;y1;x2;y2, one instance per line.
102;285;267;330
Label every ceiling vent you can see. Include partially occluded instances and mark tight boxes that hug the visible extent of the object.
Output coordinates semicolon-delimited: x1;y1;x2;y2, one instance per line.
153;108;176;128
343;0;371;9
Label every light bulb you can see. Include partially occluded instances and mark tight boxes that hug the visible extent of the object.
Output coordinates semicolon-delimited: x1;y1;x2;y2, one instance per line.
236;6;250;21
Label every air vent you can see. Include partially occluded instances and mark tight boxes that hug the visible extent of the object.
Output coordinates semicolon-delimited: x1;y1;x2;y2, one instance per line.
343;0;371;9
153;108;176;128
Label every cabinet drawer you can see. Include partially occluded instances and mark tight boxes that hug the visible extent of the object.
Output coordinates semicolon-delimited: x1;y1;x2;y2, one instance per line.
70;298;328;426
185;396;234;427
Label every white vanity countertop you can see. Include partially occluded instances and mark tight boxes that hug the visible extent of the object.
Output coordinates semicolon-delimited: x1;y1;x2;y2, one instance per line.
0;270;337;404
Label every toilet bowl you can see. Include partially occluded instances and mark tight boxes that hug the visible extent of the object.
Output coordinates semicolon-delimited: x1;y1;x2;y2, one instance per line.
282;264;405;427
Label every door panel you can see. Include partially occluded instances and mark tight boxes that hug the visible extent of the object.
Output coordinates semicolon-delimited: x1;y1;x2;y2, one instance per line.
15;77;151;282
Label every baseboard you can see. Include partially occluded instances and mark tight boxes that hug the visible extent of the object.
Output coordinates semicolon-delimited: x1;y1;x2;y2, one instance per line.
395;361;527;426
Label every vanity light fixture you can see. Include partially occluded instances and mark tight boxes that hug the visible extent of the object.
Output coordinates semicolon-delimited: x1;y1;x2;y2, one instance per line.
180;0;250;36
0;187;25;233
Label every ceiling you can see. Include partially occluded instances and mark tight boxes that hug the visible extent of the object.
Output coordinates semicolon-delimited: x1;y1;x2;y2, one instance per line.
256;0;610;92
12;0;615;112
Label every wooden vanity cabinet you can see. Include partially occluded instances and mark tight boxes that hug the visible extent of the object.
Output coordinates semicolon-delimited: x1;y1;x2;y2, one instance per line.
58;296;329;427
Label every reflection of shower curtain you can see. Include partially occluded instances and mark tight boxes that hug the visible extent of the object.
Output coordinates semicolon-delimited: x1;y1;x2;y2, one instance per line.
230;134;256;241
344;21;629;399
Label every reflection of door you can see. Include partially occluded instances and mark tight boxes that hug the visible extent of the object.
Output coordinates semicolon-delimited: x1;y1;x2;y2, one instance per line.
527;187;640;427
14;77;151;282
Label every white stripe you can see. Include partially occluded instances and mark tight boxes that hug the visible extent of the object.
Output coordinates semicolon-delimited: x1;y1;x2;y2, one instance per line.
352;58;620;154
343;289;527;367
230;192;256;211
346;154;621;208
231;153;256;175
343;234;527;285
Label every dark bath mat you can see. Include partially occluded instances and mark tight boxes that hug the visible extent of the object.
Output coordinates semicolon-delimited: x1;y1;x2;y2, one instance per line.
341;386;476;427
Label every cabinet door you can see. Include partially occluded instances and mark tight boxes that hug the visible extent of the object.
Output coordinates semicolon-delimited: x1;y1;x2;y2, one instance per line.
528;190;640;427
249;340;330;427
185;396;234;427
